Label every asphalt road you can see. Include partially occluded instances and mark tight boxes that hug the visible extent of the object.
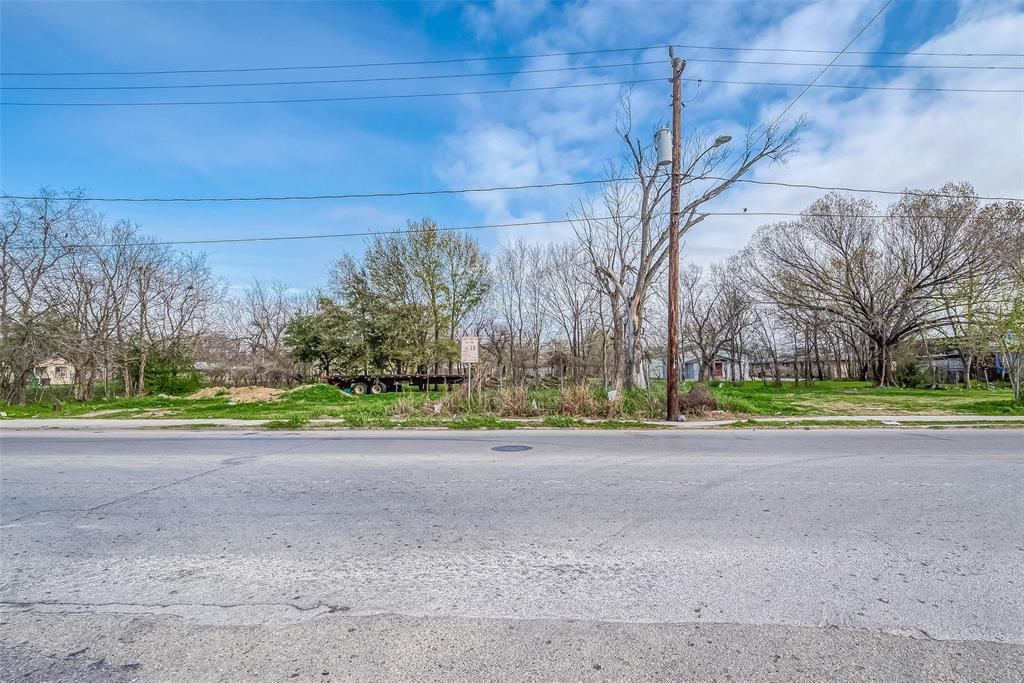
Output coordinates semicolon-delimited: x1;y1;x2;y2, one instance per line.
1;428;1022;681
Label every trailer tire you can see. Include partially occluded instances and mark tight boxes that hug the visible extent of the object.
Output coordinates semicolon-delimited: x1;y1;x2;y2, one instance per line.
370;382;385;395
351;382;368;396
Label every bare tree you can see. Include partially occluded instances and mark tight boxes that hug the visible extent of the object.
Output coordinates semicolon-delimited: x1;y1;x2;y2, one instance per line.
539;243;595;380
573;94;801;388
747;186;996;385
490;239;546;382
0;191;89;403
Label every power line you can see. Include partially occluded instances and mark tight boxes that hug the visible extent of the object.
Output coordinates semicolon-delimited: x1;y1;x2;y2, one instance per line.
0;46;669;77
673;43;1024;59
0;61;663;91
687;57;1024;71
5;74;1021;107
724;178;1022;202
0;178;619;203
5;216;602;250
0;78;664;106
772;0;893;124
5;41;1022;78
7;56;1023;93
691;77;1022;94
4;176;1020;204
6;211;1011;251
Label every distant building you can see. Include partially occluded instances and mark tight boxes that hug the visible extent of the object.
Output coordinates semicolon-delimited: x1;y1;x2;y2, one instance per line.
649;352;750;382
33;356;74;386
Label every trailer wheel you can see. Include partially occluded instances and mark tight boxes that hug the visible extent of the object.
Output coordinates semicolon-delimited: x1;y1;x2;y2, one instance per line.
370;382;385;395
350;382;368;395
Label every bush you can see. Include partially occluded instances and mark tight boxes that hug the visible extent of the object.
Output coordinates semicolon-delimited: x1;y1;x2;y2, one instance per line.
287;383;345;402
623;387;663;419
677;383;719;416
496;385;532;417
894;357;934;389
145;369;203;396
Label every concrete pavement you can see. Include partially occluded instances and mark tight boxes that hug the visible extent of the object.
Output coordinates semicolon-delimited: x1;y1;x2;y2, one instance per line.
1;429;1022;681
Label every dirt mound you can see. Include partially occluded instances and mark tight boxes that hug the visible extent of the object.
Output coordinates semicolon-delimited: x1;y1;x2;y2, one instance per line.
186;387;225;400
186;386;283;403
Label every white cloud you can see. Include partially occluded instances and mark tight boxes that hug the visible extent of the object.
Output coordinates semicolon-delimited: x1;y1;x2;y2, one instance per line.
439;0;1024;268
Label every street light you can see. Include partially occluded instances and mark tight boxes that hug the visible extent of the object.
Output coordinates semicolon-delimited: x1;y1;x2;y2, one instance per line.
660;116;732;422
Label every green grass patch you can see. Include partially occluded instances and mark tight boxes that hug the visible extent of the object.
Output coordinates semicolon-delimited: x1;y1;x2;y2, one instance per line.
723;417;1024;429
705;380;1021;417
4;379;1020;426
264;416;310;430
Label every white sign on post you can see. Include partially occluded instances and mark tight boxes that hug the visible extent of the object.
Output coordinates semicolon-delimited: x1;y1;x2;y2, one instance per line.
460;336;479;364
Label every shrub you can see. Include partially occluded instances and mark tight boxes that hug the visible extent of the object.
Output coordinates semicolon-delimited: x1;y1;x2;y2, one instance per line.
559;383;599;417
496;384;532;417
623;387;663;419
894;357;933;389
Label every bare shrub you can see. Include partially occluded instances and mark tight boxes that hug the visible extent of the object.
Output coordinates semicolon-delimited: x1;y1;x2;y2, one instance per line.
559;383;598;417
393;395;428;417
496;384;531;417
678;383;718;416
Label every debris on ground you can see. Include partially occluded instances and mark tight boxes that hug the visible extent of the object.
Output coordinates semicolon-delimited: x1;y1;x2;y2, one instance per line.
678;383;719;416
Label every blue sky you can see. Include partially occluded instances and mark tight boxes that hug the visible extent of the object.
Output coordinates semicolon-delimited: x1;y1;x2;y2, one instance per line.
2;1;1022;292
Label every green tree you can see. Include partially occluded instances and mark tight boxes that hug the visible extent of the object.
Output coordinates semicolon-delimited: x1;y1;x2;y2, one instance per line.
285;297;367;376
328;219;489;373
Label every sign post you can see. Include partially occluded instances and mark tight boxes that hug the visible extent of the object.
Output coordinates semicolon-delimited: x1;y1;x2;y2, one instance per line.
461;336;479;404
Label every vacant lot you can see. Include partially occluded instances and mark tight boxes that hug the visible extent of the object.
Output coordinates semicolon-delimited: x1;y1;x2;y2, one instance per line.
1;380;1020;427
710;380;1022;416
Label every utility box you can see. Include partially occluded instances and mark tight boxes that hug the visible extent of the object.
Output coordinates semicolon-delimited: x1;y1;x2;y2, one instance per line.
655;128;672;166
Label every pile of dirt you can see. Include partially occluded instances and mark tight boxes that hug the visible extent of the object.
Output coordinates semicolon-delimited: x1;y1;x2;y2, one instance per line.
186;386;284;403
186;387;225;400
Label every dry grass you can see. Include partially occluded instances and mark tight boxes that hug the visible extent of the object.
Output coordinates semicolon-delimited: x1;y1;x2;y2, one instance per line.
558;384;623;418
496;385;532;417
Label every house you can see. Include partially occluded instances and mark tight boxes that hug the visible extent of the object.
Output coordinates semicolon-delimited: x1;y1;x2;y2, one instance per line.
33;356;74;386
649;352;750;382
749;353;853;381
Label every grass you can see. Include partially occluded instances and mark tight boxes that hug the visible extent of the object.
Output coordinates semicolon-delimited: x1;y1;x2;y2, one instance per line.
724;417;1024;429
706;380;1023;417
2;379;1020;430
264;416;310;430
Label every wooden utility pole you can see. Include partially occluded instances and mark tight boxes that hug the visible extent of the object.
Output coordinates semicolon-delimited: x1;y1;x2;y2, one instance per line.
666;49;684;422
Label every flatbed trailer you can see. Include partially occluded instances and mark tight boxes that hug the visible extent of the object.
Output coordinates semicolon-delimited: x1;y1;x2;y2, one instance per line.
323;373;465;395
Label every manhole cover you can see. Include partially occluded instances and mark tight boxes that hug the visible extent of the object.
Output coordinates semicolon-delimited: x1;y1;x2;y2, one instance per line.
491;445;532;452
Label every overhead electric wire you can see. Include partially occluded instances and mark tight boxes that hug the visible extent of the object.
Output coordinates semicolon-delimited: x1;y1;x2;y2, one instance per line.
0;78;665;106
6;57;1023;93
688;77;1022;94
5;74;1021;107
4;176;1020;204
4;215;620;250
771;0;893;124
0;45;669;77
672;43;1024;59
4;41;1022;78
0;60;664;91
6;210;1013;251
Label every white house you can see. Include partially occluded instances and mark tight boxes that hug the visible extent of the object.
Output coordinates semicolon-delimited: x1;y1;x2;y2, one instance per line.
33;356;75;386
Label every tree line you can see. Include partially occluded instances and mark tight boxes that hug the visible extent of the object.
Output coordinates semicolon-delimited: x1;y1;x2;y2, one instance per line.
4;101;1021;403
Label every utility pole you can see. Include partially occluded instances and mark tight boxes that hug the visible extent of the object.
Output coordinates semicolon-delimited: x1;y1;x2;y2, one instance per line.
666;48;684;422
